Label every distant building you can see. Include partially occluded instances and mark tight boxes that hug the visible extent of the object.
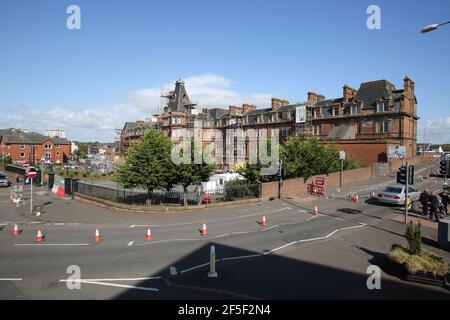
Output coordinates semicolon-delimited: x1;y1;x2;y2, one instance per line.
45;129;66;139
118;77;418;168
0;128;71;164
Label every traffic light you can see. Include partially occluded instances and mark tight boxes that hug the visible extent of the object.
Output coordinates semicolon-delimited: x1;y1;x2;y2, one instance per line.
408;165;414;185
440;160;450;177
397;166;407;185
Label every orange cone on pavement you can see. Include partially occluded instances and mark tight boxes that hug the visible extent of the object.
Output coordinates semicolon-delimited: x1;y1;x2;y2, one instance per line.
261;213;267;226
201;221;208;236
145;225;153;241
313;205;319;216
94;226;102;242
355;194;359;203
35;227;44;242
12;223;21;236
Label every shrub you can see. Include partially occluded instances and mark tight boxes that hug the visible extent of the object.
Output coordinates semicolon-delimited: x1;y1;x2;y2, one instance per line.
405;221;422;255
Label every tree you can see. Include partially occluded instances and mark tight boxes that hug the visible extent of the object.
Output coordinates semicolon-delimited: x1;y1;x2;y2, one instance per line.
171;139;215;206
115;130;174;200
281;137;359;180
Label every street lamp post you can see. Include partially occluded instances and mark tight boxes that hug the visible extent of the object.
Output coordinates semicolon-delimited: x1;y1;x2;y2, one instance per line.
421;21;450;33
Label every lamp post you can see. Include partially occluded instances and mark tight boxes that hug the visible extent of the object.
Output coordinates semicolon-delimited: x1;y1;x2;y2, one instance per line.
421;21;450;33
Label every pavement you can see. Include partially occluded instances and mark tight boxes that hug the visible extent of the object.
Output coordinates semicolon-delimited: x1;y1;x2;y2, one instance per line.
1;166;450;299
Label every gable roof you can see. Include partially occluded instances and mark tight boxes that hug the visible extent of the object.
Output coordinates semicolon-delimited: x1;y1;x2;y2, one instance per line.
0;128;70;145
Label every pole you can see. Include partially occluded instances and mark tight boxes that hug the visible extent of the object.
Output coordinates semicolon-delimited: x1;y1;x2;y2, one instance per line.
30;177;33;214
278;160;283;199
340;159;344;187
405;162;409;225
208;245;218;278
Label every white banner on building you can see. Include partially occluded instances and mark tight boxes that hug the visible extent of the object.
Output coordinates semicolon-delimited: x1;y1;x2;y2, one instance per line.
387;146;406;159
295;106;306;123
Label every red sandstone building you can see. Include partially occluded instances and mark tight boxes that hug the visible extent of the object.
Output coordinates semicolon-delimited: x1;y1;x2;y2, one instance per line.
119;77;418;168
0;129;72;164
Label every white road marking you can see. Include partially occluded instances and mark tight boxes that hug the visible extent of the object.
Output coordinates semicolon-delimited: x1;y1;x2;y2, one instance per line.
232;231;251;235
180;262;210;274
72;280;160;292
60;277;163;282
306;215;319;222
136;239;173;246
127;241;134;247
220;254;261;261
262;241;298;255
53;223;64;226
213;233;230;239
260;225;279;232
298;209;308;213
0;278;23;281
14;243;90;246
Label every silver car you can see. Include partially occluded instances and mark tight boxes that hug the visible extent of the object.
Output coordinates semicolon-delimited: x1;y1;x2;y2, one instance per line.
377;184;421;206
0;171;11;187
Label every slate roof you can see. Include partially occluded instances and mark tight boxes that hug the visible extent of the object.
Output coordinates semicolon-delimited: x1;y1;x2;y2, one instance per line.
353;80;398;107
0;128;70;144
167;80;195;113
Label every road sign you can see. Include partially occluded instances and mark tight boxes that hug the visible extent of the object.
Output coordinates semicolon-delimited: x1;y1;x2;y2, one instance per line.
339;151;346;160
23;161;29;169
388;146;406;159
27;169;37;179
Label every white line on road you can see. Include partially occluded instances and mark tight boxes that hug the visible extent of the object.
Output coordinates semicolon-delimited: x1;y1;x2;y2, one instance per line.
262;241;298;255
305;215;319;222
0;278;23;281
180;262;210;274
72;280;160;292
127;241;134;247
136;239;174;246
14;243;90;246
60;276;163;282
220;254;262;261
260;225;279;232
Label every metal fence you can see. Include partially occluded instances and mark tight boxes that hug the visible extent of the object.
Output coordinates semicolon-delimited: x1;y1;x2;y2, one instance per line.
75;181;260;207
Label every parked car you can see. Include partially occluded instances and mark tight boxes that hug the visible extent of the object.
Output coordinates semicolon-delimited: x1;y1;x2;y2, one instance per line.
0;171;11;187
377;184;421;207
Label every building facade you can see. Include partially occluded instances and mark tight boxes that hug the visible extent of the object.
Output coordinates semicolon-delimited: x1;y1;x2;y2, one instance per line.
118;77;418;168
0;129;72;164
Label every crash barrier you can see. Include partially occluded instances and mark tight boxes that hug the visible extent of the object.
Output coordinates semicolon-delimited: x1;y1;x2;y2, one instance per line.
51;174;65;197
307;177;325;196
75;180;261;207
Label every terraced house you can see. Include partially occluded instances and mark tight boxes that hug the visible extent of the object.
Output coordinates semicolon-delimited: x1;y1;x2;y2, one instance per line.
118;77;418;169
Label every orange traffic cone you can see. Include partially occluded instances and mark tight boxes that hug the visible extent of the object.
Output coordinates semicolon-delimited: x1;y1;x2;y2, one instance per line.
261;213;267;226
35;227;44;242
354;194;359;203
201;221;208;236
12;223;21;236
145;225;153;241
94;226;102;243
313;205;319;216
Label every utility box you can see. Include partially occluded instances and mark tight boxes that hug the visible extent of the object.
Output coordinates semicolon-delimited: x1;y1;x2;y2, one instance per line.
438;219;450;251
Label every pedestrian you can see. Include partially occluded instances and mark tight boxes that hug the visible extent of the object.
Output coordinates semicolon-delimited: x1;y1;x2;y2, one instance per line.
419;189;430;217
439;191;449;215
430;192;441;222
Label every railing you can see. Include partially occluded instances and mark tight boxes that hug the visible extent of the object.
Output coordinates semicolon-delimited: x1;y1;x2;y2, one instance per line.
76;181;260;207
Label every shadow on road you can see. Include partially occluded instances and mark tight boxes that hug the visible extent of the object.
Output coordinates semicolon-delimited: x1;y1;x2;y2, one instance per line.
112;242;450;300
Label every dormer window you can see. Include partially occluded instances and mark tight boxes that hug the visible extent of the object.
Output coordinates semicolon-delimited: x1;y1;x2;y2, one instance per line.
377;101;388;112
350;105;360;115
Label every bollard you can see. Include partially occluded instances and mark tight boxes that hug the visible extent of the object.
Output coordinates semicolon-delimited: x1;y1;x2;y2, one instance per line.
207;245;218;278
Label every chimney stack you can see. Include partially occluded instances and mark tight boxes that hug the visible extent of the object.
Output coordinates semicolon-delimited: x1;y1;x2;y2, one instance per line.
242;104;256;114
343;85;356;103
271;98;289;111
403;76;414;97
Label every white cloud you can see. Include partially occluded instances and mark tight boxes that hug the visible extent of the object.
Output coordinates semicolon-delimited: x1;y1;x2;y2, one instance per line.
423;117;450;144
0;74;274;142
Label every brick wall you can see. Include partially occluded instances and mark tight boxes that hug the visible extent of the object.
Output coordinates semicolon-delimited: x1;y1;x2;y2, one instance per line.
261;156;424;200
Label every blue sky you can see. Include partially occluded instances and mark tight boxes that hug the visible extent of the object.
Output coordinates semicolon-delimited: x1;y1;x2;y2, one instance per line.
0;0;449;142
